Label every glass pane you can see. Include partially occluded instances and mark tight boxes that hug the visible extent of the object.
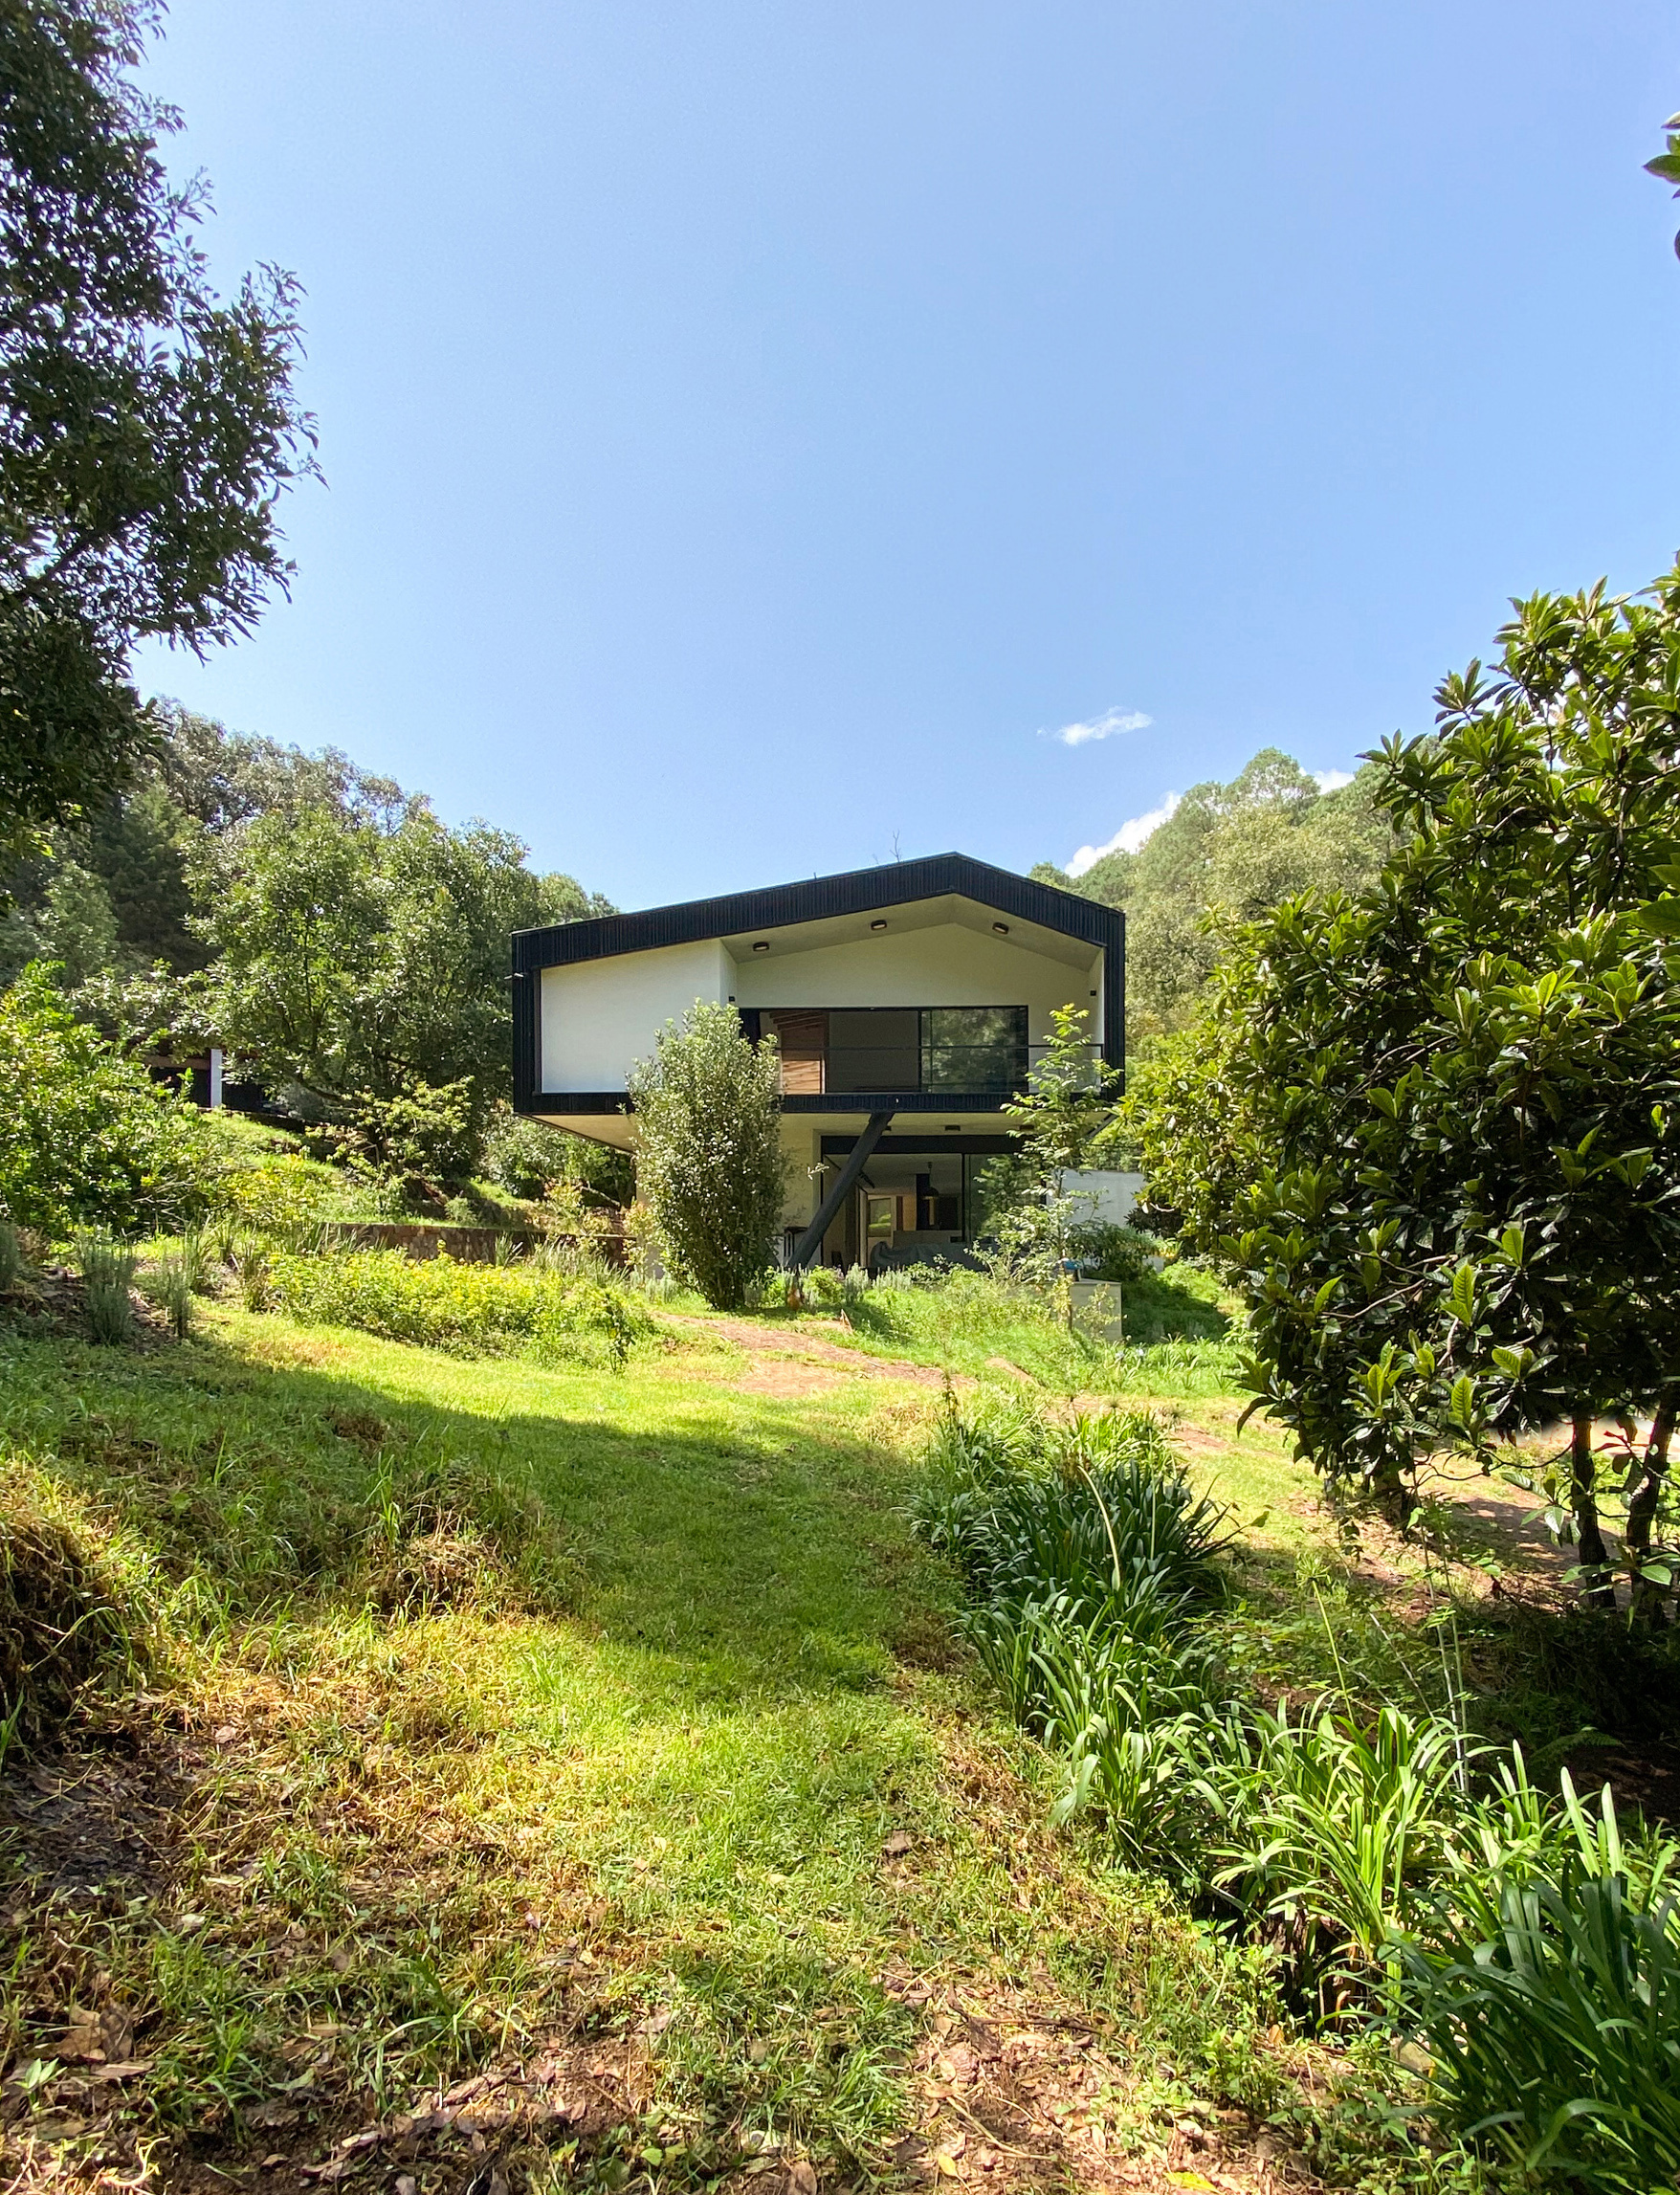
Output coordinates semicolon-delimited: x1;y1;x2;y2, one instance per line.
921;1009;1027;1092
829;1009;920;1092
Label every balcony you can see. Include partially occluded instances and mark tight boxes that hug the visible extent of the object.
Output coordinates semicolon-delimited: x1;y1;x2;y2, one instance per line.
752;1007;1055;1098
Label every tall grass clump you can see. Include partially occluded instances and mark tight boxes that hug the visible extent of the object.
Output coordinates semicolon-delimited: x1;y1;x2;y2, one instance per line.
915;1399;1230;1868
917;1399;1680;2187
0;1218;24;1291
1406;1783;1680;2195
263;1248;648;1367
76;1231;139;1344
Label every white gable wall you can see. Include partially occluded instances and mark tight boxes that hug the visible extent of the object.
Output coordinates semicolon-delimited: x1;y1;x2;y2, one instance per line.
540;940;730;1093
733;923;1100;1047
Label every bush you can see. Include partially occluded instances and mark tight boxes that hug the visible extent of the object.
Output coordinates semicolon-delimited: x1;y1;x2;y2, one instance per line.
1408;1786;1680;2194
0;964;211;1236
628;999;786;1311
1069;1219;1156;1282
263;1248;648;1367
915;1398;1230;1624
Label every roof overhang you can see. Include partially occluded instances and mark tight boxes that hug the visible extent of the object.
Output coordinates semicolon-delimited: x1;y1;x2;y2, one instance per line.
512;853;1125;1115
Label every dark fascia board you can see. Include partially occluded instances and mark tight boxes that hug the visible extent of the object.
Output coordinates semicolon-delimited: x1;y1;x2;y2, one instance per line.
512;852;1121;972
520;1090;1022;1117
511;853;1126;1105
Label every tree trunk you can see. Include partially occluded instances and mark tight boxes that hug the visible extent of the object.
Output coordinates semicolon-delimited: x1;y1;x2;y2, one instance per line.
1571;1412;1616;1610
1626;1390;1677;1630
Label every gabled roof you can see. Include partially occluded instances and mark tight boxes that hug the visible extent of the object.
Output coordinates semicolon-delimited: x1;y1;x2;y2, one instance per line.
511;851;1122;973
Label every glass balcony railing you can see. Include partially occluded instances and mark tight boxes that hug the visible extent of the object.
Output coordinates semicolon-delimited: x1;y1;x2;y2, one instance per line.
762;1006;1103;1098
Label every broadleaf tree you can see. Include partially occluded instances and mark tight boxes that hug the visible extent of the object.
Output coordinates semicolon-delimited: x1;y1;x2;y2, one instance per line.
0;0;315;853
1129;571;1680;1611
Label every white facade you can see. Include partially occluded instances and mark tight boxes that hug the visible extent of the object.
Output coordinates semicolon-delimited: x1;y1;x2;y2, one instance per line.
540;939;731;1095
520;865;1131;1263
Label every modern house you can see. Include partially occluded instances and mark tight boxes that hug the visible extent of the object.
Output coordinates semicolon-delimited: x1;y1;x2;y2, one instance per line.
512;853;1133;1270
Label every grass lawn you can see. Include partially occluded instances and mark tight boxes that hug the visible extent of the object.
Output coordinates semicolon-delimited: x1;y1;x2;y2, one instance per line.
0;1290;1575;2194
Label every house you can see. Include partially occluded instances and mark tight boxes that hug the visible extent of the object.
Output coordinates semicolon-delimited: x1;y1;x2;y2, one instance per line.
511;852;1135;1269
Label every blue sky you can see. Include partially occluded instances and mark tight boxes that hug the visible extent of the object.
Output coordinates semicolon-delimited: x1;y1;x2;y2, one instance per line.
134;2;1680;907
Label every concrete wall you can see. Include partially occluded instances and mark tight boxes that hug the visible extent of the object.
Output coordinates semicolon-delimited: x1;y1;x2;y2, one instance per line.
1060;1169;1144;1226
540;940;731;1092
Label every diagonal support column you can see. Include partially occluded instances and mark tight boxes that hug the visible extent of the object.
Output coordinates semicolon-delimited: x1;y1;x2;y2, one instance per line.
792;1111;893;1270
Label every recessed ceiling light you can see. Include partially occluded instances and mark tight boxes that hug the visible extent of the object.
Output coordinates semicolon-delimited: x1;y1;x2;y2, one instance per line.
752;940;770;952
992;921;1009;935
870;919;888;932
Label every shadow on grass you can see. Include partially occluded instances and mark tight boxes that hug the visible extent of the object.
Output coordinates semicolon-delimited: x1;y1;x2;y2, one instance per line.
1;1319;952;1710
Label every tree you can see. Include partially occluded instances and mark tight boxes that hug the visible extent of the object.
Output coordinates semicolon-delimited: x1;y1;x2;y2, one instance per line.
0;0;315;851
1036;750;1393;1042
1645;108;1680;259
979;1004;1122;1286
1133;572;1680;1607
195;801;576;1169
627;1000;786;1311
0;962;210;1234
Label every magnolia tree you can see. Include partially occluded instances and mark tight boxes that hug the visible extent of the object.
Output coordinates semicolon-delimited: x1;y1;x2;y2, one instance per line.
627;1000;786;1311
1131;571;1680;1614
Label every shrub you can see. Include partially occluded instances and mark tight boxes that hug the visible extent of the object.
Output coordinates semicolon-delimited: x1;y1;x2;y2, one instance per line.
0;964;211;1236
263;1248;648;1367
628;998;786;1311
1069;1219;1156;1282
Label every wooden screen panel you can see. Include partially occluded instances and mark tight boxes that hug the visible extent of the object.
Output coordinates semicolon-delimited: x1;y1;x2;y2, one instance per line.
768;1010;828;1095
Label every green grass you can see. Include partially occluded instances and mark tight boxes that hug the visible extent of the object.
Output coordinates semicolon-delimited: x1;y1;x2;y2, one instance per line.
0;1305;1309;2188
755;1261;1239;1389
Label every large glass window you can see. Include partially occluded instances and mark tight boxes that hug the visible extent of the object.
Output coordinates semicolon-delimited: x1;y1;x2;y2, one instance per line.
828;1009;919;1092
922;1007;1028;1093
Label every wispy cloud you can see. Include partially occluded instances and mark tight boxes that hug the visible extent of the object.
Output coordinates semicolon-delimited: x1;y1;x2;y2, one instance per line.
1313;767;1355;792
1067;791;1182;876
1046;706;1153;748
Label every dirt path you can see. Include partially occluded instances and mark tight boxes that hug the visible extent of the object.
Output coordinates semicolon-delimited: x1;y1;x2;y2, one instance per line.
659;1312;958;1392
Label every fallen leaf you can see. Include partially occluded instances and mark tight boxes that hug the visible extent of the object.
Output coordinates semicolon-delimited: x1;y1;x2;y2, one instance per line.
882;1831;913;1858
1165;2176;1217;2192
787;2161;817;2195
89;2061;153;2082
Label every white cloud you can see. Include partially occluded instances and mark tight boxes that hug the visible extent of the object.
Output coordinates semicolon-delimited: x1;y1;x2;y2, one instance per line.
1048;706;1153;747
1313;767;1355;792
1067;791;1182;876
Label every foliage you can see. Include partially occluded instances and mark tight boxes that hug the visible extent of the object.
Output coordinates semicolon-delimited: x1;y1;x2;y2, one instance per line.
1408;1787;1680;2194
306;1076;481;1190
0;0;315;848
481;1100;634;1208
628;998;786;1311
917;1392;1680;2171
196;802;595;1165
916;1398;1229;1622
262;1247;647;1368
0;964;210;1235
1645;106;1680;260
76;1228;138;1342
979;1004;1119;1283
1069;1217;1155;1282
1036;750;1394;1041
1131;572;1680;1556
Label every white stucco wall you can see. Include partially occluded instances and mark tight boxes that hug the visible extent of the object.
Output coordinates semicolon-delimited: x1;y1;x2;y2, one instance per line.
540;940;732;1092
733;924;1101;1048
